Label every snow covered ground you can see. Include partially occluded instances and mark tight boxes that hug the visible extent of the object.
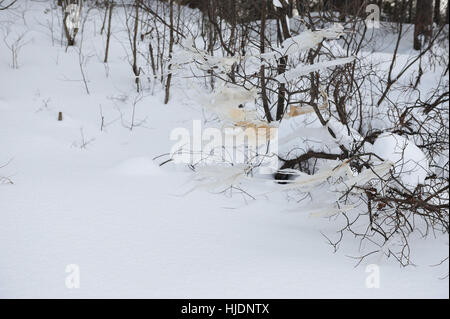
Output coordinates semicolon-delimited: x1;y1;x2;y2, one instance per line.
0;1;448;298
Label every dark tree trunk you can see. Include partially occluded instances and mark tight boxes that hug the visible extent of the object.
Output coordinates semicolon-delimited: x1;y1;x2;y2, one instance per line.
408;0;413;23
447;0;449;24
104;0;113;63
414;0;433;50
164;0;174;104
260;0;273;122
393;0;399;22
275;1;291;121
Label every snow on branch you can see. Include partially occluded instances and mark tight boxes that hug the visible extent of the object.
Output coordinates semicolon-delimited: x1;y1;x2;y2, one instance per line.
275;56;356;84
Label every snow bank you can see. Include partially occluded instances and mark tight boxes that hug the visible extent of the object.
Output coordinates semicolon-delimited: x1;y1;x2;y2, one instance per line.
373;133;429;189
